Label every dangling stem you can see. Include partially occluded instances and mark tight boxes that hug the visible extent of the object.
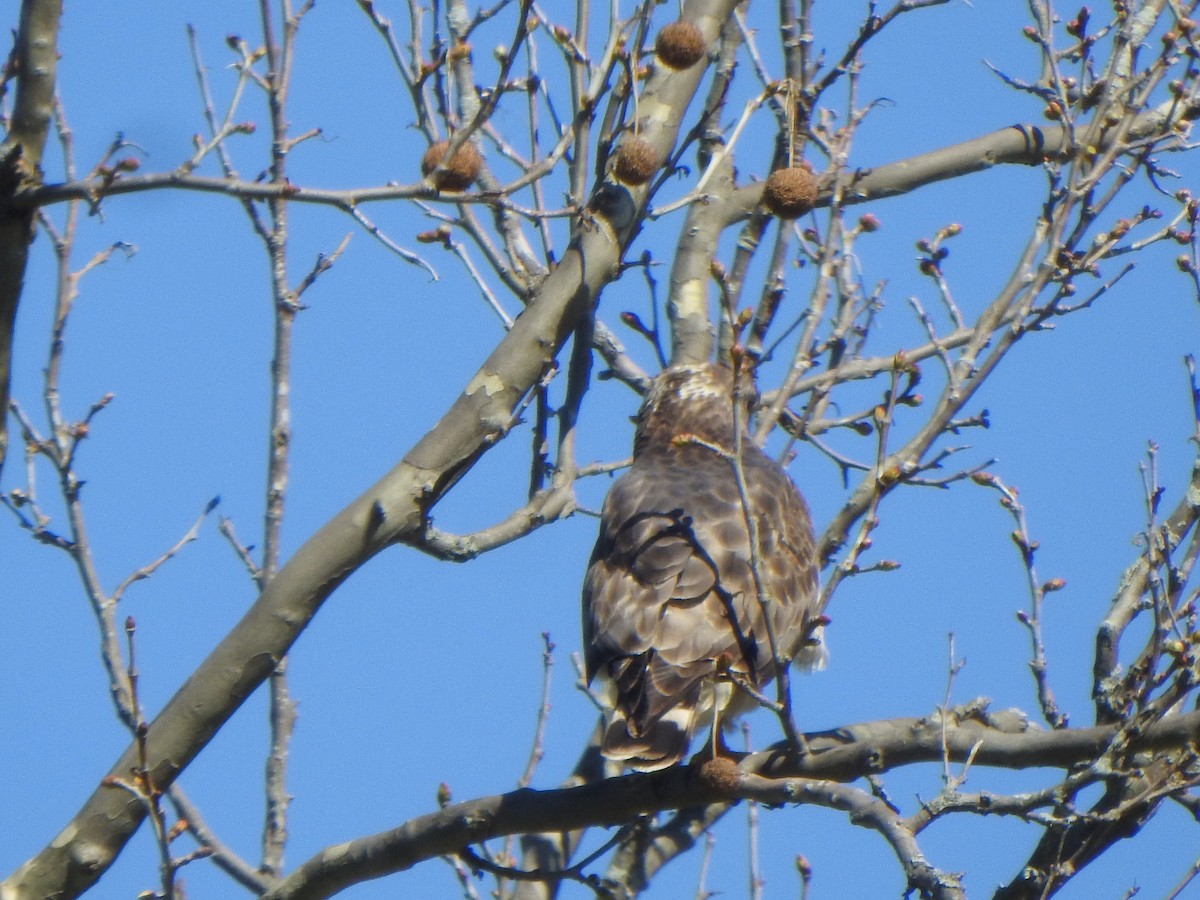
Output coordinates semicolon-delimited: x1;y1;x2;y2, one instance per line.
784;78;798;167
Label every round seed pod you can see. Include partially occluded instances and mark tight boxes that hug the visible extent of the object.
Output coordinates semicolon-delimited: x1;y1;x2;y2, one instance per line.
655;20;707;70
762;165;818;219
695;756;741;794
420;139;483;191
613;136;659;186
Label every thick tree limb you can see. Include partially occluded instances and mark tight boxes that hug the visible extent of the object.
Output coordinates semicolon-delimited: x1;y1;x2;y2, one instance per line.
0;0;62;481
262;708;1200;900
711;95;1198;223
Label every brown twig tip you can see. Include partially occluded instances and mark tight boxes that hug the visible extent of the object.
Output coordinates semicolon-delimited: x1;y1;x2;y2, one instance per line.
612;137;659;186
416;226;453;246
654;21;707;70
877;464;902;486
763;166;818;219
695;756;741;794
420;139;482;192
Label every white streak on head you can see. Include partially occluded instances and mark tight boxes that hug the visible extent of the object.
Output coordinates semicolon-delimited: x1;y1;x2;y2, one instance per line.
673;365;726;402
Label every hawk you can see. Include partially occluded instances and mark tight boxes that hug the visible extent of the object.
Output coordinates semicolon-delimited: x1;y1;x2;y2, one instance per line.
583;362;823;771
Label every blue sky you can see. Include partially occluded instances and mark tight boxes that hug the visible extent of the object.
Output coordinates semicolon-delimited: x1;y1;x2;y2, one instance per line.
3;1;1200;898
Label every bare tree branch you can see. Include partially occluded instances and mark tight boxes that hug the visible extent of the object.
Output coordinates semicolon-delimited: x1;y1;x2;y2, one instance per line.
0;0;63;480
264;706;1200;900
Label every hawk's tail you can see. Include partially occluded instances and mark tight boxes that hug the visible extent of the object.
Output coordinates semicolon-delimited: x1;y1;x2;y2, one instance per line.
601;704;698;772
599;657;707;772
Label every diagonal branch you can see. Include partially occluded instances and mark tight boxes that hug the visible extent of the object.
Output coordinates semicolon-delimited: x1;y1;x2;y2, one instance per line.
0;0;63;481
0;3;738;895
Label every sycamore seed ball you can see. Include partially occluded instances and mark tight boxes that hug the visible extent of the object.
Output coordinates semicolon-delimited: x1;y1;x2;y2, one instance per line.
613;137;659;186
696;756;741;794
655;21;707;70
763;166;818;219
420;139;483;192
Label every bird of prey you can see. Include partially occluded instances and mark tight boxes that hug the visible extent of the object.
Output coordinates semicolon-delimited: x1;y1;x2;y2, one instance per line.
582;361;823;771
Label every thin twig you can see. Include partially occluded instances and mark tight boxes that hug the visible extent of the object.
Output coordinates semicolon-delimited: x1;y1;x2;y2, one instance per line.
518;635;555;790
111;498;220;605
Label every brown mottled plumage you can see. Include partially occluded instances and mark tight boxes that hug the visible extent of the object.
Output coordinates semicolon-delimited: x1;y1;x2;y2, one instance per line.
583;363;823;771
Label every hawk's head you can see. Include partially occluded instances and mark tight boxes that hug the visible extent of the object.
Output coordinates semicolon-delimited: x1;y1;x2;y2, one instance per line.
633;362;756;456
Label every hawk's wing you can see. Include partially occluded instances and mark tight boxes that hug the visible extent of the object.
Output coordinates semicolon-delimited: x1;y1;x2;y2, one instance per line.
583;446;818;770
